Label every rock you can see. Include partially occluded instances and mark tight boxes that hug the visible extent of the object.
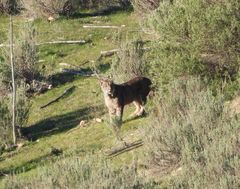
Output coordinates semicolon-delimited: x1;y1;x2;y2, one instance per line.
79;120;87;127
95;118;103;123
17;143;25;150
48;16;55;22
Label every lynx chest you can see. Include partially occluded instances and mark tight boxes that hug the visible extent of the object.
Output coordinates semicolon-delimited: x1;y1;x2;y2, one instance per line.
103;94;120;110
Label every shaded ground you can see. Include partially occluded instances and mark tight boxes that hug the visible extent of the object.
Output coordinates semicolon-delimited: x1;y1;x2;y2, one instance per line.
22;105;104;140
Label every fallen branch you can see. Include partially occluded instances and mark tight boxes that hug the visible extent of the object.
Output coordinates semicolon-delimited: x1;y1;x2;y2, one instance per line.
37;40;87;45
0;44;11;48
105;139;144;157
100;47;151;58
59;60;90;68
62;68;94;76
40;86;75;109
83;25;125;29
0;40;88;48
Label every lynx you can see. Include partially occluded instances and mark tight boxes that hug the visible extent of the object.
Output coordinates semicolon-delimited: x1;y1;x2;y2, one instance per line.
100;76;152;123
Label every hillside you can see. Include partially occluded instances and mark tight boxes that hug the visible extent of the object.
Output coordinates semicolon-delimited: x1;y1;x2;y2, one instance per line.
1;1;240;189
0;9;155;188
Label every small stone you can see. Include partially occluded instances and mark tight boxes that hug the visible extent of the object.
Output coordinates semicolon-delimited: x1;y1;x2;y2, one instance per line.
48;16;55;22
95;118;103;123
17;143;24;150
79;120;87;127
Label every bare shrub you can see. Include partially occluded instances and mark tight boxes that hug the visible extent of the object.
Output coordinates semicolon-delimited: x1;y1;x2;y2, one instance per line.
15;23;39;84
111;38;147;83
144;77;240;188
0;23;41;93
0;0;20;14
132;0;160;14
22;0;79;18
36;0;79;17
77;0;130;10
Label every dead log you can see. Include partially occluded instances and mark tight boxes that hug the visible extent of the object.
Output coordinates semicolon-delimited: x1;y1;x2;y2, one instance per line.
40;86;75;109
83;25;125;29
105;139;144;157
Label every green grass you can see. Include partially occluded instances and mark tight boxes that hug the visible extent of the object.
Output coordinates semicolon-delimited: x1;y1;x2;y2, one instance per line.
0;9;151;187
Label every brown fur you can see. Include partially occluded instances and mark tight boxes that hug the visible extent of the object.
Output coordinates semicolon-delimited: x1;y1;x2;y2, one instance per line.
100;76;152;122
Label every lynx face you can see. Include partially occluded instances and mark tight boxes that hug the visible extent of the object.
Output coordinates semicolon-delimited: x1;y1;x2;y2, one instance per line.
100;79;115;97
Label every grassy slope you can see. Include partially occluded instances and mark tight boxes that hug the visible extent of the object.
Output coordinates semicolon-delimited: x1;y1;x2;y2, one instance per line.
0;10;150;186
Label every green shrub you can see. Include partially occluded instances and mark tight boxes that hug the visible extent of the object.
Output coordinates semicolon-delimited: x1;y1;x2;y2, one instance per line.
0;97;11;146
144;77;240;188
111;38;147;83
146;0;240;87
0;84;31;147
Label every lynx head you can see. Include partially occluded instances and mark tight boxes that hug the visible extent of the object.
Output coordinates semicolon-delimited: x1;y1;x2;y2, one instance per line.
99;78;115;97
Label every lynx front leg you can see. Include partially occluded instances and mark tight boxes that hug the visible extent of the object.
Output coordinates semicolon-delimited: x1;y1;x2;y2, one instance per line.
109;107;124;142
116;107;123;123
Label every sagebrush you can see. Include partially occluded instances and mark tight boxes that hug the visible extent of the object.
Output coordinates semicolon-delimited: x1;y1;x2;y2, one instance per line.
144;77;240;189
3;155;157;189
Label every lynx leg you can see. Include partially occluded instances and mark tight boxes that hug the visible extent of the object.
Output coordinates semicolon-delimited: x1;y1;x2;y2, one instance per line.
136;105;145;116
116;107;123;122
136;96;146;116
130;101;141;117
109;107;124;142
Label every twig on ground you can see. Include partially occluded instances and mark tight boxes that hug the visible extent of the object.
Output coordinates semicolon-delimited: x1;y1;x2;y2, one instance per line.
105;139;144;157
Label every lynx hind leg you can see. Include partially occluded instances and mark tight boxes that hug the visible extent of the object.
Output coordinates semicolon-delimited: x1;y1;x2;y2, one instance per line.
141;95;147;105
131;100;145;117
136;104;145;116
130;101;141;117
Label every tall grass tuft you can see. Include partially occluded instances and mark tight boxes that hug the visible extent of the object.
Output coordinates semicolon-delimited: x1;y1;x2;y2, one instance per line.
144;77;240;188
